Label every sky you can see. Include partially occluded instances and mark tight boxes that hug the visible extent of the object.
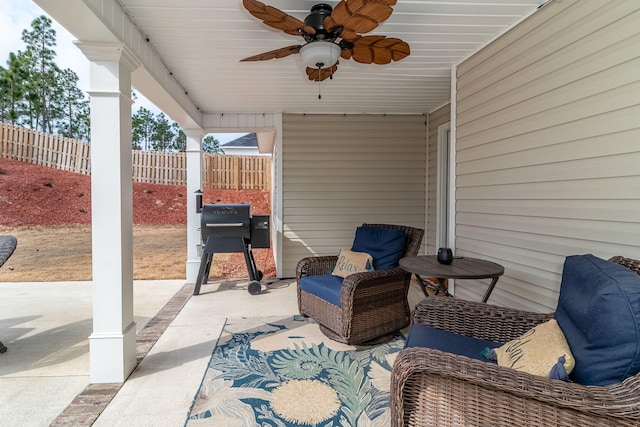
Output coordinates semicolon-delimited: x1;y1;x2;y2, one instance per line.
0;0;245;144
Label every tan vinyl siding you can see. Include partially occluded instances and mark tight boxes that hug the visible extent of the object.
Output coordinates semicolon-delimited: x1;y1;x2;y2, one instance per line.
454;0;640;311
426;104;451;255
280;114;427;277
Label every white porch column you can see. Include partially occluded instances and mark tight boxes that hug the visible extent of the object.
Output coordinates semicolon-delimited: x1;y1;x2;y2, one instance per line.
77;43;140;383
184;130;203;284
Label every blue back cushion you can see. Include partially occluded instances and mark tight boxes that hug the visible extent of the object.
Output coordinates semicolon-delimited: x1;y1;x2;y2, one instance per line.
554;254;640;386
299;274;343;307
351;226;407;270
405;324;502;362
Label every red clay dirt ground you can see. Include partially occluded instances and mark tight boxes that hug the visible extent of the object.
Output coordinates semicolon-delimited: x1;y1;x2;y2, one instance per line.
0;157;275;281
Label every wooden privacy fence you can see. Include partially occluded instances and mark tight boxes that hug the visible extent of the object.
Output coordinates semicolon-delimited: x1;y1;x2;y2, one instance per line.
132;151;271;190
203;154;271;190
132;150;188;186
0;123;271;190
0;122;91;174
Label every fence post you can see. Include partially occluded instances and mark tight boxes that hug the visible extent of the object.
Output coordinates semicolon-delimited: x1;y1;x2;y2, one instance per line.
233;156;240;190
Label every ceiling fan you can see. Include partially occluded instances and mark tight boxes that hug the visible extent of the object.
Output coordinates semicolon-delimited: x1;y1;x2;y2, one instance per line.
240;0;410;82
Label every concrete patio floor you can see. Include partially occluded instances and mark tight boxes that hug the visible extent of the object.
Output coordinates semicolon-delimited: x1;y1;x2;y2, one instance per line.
0;278;424;426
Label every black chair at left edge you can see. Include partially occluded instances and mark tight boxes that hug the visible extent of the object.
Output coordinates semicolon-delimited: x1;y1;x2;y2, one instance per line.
0;235;18;353
193;203;270;296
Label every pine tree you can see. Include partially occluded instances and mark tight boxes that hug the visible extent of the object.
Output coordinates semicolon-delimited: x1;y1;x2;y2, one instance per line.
151;113;174;152
21;16;59;133
0;52;30;125
171;123;186;152
203;135;224;154
56;68;89;139
0;66;7;122
132;107;156;150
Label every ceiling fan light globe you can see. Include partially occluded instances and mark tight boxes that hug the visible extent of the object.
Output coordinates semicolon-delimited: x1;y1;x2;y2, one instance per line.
300;41;341;69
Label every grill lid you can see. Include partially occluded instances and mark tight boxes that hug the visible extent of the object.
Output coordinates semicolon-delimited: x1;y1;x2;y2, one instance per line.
201;204;251;241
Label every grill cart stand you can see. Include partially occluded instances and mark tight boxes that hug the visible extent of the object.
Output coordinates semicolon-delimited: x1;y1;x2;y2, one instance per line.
193;204;270;296
193;235;264;295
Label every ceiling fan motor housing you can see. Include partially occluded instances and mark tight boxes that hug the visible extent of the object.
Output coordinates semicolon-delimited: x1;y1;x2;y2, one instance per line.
304;3;333;41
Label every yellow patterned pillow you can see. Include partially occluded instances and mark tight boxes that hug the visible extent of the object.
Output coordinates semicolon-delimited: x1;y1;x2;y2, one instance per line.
332;249;374;278
494;319;575;380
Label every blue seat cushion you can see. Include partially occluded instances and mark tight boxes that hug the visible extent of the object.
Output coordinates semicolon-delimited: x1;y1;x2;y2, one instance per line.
554;254;640;386
405;324;502;362
351;226;407;270
299;274;343;307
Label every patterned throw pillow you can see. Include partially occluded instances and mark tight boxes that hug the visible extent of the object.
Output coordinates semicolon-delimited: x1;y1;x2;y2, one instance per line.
332;249;374;278
492;319;575;380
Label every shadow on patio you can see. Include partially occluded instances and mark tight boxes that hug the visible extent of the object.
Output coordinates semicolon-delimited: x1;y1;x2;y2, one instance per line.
1;277;424;425
0;278;309;426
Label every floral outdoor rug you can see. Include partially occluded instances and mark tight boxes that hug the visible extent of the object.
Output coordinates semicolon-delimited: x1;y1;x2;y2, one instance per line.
186;315;406;426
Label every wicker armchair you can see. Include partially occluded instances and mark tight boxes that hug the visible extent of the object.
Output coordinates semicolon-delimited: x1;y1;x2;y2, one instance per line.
390;256;640;427
296;223;424;345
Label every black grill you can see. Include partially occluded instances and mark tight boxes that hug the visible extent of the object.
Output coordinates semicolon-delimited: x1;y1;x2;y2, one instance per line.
194;204;270;295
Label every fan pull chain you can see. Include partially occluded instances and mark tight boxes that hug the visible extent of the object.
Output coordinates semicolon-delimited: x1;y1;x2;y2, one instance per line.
318;67;322;100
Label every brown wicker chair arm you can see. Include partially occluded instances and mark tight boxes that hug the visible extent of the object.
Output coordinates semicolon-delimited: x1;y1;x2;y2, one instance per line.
340;267;409;297
411;297;554;342
392;347;640;423
295;256;338;281
609;256;640;274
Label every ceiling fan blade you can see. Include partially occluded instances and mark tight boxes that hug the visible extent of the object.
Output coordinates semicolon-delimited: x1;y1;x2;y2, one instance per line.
347;35;410;64
325;0;396;41
306;63;338;82
243;0;316;36
240;45;302;62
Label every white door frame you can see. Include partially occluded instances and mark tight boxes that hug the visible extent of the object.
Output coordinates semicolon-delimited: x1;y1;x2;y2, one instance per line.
436;122;451;250
446;65;458;294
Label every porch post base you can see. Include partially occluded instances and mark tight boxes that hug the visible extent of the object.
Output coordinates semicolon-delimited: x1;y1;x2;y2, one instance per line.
186;258;201;284
89;321;137;383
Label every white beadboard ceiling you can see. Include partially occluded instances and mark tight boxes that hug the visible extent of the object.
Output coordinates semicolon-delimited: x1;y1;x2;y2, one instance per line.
42;0;547;116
